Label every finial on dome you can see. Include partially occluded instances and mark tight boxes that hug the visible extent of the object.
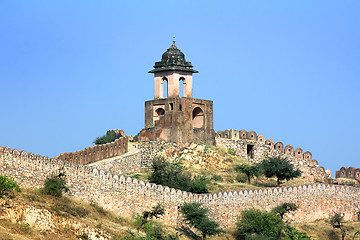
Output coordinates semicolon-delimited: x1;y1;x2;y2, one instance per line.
173;34;176;44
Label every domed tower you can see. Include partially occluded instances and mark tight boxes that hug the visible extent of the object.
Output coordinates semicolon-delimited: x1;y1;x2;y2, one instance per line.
135;41;215;146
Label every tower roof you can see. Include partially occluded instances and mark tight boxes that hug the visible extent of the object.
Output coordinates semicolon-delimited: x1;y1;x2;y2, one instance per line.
149;41;198;73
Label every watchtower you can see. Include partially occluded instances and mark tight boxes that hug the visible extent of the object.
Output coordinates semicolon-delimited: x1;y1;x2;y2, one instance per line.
135;41;215;146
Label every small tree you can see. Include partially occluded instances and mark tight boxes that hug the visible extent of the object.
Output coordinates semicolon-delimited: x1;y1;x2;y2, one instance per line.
236;208;283;240
0;175;21;197
180;202;223;239
93;130;119;145
259;157;301;186
189;175;210;194
43;172;69;197
234;164;259;183
140;203;165;229
272;203;298;219
330;213;346;240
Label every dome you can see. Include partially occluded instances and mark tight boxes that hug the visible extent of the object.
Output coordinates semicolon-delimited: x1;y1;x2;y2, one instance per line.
149;41;198;73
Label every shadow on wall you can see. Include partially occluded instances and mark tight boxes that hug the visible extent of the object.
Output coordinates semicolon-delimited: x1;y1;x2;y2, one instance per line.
336;167;360;181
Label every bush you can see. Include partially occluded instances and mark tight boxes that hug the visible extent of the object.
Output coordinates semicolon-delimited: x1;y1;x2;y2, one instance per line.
272;203;298;219
0;175;21;197
283;225;311;240
43;172;69;197
236;208;283;240
228;148;237;155
93;130;119;145
148;157;209;194
180;202;223;239
236;172;248;183
189;175;210;194
234;164;259;183
259;157;301;186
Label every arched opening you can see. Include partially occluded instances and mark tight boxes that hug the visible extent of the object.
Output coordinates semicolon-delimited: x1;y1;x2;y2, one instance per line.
154;108;165;122
179;77;185;97
192;107;204;128
162;77;168;98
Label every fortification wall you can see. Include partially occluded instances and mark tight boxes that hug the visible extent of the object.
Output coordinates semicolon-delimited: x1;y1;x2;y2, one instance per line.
216;130;329;182
87;151;142;175
1;145;359;227
56;130;128;165
336;167;360;181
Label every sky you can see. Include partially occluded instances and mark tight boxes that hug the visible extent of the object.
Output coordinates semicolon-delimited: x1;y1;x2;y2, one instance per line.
0;1;359;176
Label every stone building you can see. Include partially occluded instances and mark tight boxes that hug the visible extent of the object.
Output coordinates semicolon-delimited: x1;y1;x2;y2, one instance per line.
135;41;215;146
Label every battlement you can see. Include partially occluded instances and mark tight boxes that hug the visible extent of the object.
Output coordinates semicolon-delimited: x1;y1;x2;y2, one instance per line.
336;166;360;181
55;129;128;165
1;144;359;227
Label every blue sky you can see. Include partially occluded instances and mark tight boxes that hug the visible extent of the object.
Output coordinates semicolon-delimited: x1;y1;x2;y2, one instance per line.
0;1;359;176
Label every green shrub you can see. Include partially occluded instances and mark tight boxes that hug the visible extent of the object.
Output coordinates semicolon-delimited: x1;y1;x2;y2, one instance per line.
180;202;223;239
0;175;21;197
236;208;283;240
227;148;237;155
43;172;69;197
189;175;210;194
148;157;209;194
259;157;301;186
234;164;259;183
271;203;298;219
93;130;119;145
236;172;248;183
283;225;311;240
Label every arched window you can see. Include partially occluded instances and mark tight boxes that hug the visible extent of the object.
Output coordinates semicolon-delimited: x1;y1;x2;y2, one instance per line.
192;107;204;128
162;77;168;98
153;107;165;123
179;77;185;97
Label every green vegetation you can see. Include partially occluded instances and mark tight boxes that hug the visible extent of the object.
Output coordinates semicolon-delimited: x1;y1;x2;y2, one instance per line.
0;175;21;197
227;148;237;155
272;203;299;219
353;231;360;239
180;202;223;239
234;164;259;183
283;225;311;240
148;157;209;194
236;208;283;240
93;130;119;145
42;171;69;197
330;213;346;240
259;157;301;186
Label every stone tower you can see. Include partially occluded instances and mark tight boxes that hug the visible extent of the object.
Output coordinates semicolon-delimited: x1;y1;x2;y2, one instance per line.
135;41;215;146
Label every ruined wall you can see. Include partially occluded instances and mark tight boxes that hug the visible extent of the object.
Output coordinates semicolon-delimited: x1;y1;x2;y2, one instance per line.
0;145;359;227
56;130;128;165
216;129;329;182
336;167;360;181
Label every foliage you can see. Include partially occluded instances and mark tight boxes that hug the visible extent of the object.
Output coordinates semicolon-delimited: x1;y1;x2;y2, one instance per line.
330;213;346;240
90;201;108;216
189;175;210;194
236;172;248;183
227;148;237;155
129;204;179;240
148;157;209;194
43;172;69;197
180;202;223;239
234;164;259;183
272;203;298;219
236;208;283;240
93;130;119;145
259;157;301;186
283;225;311;240
0;175;21;197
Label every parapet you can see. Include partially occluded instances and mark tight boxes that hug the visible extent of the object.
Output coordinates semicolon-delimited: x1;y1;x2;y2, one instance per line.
336;166;360;181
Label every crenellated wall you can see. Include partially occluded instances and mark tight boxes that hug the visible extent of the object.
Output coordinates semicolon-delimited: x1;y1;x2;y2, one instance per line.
216;129;329;182
55;130;128;165
336;167;360;181
0;145;359;227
